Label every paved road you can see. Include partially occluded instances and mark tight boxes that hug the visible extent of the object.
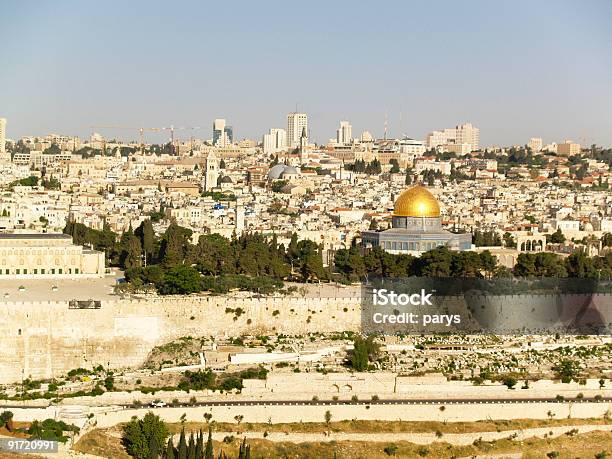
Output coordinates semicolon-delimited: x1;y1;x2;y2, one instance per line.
126;396;612;409
2;396;610;410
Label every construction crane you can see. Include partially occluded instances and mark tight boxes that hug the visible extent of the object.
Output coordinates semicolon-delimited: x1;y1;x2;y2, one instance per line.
89;125;163;154
160;125;202;155
90;125;202;155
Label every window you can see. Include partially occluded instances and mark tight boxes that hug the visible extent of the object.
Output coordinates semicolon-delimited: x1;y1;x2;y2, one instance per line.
34;269;38;274
58;269;62;274
41;269;45;274
16;269;20;274
51;269;55;274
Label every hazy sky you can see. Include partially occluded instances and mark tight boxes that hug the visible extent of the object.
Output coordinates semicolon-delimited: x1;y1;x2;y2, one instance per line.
1;0;611;147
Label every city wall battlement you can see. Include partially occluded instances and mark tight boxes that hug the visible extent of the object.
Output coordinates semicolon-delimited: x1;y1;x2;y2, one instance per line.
0;293;609;384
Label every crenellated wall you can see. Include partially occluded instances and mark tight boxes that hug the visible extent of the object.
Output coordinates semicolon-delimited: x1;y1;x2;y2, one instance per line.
0;295;363;384
0;293;609;384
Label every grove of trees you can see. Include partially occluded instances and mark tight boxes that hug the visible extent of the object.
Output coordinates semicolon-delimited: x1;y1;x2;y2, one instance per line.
64;220;612;296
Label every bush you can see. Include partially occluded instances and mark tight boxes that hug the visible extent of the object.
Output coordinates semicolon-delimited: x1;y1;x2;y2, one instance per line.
0;411;13;430
383;444;398;456
28;418;79;443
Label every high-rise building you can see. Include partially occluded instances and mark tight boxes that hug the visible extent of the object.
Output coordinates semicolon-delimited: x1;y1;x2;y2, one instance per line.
213;119;233;147
263;128;287;155
360;131;373;142
455;123;479;151
287;112;308;149
557;140;581;156
336;121;352;145
528;137;543;152
0;118;7;161
426;123;480;152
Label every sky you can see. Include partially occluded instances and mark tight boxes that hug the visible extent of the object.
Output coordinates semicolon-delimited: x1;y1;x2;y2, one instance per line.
1;0;611;147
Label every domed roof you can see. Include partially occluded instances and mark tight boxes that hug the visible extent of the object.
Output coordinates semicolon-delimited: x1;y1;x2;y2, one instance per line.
393;185;440;218
267;164;300;180
267;164;288;180
280;166;298;177
219;175;233;184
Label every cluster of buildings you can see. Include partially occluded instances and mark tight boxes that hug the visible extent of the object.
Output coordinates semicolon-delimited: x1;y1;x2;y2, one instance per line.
0;113;609;278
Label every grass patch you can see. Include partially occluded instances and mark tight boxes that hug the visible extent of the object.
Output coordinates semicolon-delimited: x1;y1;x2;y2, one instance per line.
74;429;612;459
168;417;612;435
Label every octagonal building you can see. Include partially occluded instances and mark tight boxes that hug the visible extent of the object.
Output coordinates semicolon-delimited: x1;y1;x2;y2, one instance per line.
361;185;472;254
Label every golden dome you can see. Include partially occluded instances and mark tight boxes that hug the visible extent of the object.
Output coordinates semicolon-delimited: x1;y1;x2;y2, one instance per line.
393;185;440;217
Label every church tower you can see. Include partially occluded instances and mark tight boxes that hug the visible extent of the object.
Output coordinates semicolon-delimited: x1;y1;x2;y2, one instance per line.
203;150;219;191
299;126;308;161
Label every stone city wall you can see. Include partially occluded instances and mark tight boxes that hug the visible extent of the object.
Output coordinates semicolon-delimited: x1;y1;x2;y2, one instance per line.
0;293;609;384
0;295;362;384
87;402;612;427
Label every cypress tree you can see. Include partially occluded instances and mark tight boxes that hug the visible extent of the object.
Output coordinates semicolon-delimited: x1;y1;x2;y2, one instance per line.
136;219;156;264
178;429;187;459
195;429;204;459
204;427;213;459
148;432;160;459
187;432;196;459
165;437;176;459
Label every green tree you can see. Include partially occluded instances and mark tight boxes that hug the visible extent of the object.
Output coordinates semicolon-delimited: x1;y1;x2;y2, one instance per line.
351;337;369;371
553;359;580;383
165;437;176;459
120;232;143;270
135;219;156;264
187;432;196;459
417;247;452;277
177;429;187;459
160;266;202;295
479;250;498;278
122;412;169;459
205;427;214;459
565;250;598;278
159;224;193;267
502;376;518;389
195;430;204;459
351;335;380;371
503;232;516;248
547;228;566;244
295;240;325;281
